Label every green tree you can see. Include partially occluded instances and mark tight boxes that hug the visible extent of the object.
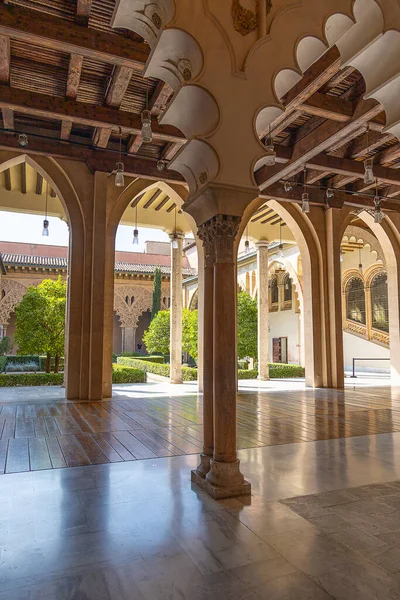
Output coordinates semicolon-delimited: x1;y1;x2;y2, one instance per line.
143;309;170;355
151;267;162;321
15;276;66;373
237;291;258;359
143;308;199;361
0;336;12;355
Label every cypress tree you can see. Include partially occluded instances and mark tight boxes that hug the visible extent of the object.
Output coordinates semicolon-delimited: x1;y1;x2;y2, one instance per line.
151;267;162;320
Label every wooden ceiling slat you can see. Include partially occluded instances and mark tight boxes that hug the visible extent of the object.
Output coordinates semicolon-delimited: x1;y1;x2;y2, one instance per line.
4;168;11;191
155;195;170;211
143;189;163;209
35;172;43;195
130;192;145;208
20;163;26;194
166;203;177;213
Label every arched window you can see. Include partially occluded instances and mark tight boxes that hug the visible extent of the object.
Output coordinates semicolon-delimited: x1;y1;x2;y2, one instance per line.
270;276;279;307
371;272;389;332
346;277;366;325
283;274;292;303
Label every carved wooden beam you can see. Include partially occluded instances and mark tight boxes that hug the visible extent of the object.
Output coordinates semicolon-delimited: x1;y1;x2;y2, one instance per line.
60;120;73;141
0;35;10;84
66;54;83;100
127;134;143;155
105;66;133;108
149;81;173;116
76;0;92;26
35;172;43;195
0;3;149;70
4;167;11;191
92;128;112;149
1;107;13;129
300;92;354;122
20;162;26;194
0;86;185;142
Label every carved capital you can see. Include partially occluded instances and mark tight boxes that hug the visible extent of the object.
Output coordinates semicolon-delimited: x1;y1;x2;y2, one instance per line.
199;214;241;264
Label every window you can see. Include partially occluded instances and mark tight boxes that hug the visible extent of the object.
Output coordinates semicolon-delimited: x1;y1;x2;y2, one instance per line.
371;272;389;332
283;274;292;303
346;277;366;325
270;276;278;305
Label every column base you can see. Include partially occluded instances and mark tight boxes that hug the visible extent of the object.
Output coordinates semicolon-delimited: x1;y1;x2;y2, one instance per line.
257;375;270;381
191;453;211;480
170;378;183;385
192;459;251;500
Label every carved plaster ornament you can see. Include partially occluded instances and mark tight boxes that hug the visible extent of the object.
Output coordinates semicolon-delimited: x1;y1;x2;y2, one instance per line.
144;3;163;30
232;0;272;36
177;58;192;82
0;279;29;325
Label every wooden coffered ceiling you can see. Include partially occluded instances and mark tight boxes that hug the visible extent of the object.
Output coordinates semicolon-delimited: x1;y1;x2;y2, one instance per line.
0;0;184;180
256;46;400;214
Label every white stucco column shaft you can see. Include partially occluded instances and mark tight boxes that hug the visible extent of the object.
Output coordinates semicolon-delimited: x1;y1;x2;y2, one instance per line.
256;241;270;380
170;232;184;384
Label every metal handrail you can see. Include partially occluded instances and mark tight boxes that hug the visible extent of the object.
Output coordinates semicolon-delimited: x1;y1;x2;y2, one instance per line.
350;357;390;378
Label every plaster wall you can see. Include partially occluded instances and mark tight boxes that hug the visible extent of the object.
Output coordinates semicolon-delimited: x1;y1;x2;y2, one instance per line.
269;309;301;365
343;331;390;373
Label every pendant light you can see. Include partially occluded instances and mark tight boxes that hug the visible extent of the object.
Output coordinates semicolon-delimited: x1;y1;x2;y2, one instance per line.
132;202;139;245
301;166;310;214
340;248;344;263
115;127;124;187
358;246;363;275
373;181;385;224
171;206;179;249
283;180;292;193
244;226;250;255
264;125;276;166
278;219;284;258
42;181;49;237
141;85;153;144
326;187;334;199
364;126;374;185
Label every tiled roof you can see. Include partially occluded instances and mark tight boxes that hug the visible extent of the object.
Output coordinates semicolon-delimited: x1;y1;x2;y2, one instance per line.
1;253;197;277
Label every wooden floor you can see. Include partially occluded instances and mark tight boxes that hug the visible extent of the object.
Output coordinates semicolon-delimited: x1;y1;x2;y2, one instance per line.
0;384;399;474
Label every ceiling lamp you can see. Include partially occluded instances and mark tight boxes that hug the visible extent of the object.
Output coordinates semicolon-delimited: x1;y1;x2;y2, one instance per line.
283;181;292;193
374;192;385;224
115;128;125;187
18;134;28;148
42;182;49;237
244;226;250;254
132;203;139;245
301;166;310;213
141;86;153;143
278;220;284;258
326;188;334;199
340;248;344;263
363;126;374;185
264;125;276;166
358;246;363;275
172;206;179;249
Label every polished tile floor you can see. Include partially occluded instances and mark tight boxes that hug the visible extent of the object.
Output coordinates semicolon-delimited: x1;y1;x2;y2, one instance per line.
0;377;398;474
2;431;400;599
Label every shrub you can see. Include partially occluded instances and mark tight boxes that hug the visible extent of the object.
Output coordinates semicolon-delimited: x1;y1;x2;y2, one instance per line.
238;369;258;379
5;362;24;372
0;372;64;387
38;355;64;372
112;353;117;363
117;357;197;381
117;355;164;367
112;364;146;384
238;360;249;370
269;363;305;378
23;362;40;372
0;356;6;373
6;355;40;366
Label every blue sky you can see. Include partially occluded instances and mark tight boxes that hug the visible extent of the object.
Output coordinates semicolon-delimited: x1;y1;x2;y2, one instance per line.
0;211;170;253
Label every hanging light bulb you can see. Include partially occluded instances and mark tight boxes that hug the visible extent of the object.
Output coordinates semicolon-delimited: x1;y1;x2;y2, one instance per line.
244;240;250;255
358;246;363;275
301;166;310;213
115;162;124;187
283;181;292;193
115;128;125;187
42;182;49;237
363;127;374;185
373;188;385;224
278;219;284;257
172;234;179;249
326;188;334;199
132;203;139;245
141;109;152;143
340;248;344;263
301;192;310;214
264;125;276;166
285;280;289;290
42;219;49;237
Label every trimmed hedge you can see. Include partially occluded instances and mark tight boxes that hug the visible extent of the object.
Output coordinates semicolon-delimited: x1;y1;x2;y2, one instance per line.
112;364;146;384
0;356;6;373
269;363;305;378
238;369;258;379
5;355;39;366
117;355;164;365
117;357;197;381
0;372;64;387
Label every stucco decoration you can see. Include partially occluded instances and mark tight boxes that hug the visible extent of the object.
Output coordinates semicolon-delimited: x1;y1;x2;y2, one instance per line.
111;0;175;49
232;0;272;36
169;139;219;195
114;285;153;329
161;85;219;138
343;225;384;262
0;279;29;325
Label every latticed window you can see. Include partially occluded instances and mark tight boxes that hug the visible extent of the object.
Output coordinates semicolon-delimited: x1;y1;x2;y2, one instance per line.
283;274;292;303
270;276;279;305
371;272;389;332
346;277;366;324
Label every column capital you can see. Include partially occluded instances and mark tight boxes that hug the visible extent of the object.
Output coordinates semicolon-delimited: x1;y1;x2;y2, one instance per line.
198;214;240;264
256;240;270;250
169;232;185;241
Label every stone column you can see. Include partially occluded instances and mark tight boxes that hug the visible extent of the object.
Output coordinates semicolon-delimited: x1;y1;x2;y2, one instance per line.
123;327;136;353
170;232;184;384
256;241;270;380
192;224;215;480
198;215;250;500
